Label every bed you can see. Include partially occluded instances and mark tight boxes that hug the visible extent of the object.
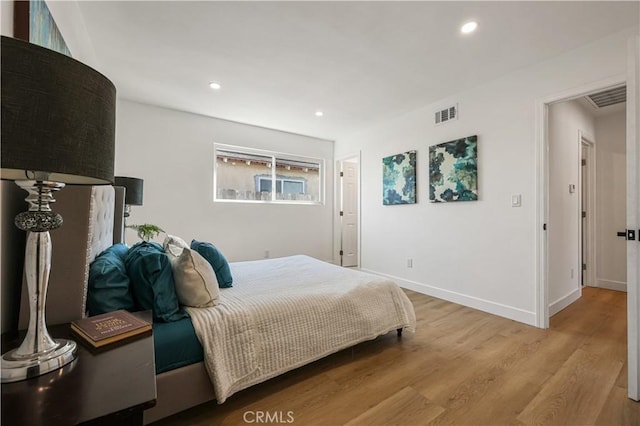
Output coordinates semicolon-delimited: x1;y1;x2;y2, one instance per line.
18;185;416;424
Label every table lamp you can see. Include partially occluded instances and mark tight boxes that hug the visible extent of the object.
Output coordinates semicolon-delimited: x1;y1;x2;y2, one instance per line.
1;36;116;382
114;176;144;221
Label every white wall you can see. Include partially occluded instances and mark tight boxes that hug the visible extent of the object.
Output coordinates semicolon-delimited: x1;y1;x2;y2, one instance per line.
335;27;637;325
115;100;335;262
596;109;627;290
547;100;594;314
46;1;98;67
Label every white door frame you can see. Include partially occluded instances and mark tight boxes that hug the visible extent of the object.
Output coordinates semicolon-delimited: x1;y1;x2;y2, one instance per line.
579;132;597;288
626;34;640;401
535;74;626;329
334;152;362;267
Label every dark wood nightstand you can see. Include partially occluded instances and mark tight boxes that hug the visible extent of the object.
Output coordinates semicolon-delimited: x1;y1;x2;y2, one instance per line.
1;317;157;426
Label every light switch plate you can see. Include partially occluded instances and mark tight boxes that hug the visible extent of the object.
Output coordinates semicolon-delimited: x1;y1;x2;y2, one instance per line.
511;194;522;207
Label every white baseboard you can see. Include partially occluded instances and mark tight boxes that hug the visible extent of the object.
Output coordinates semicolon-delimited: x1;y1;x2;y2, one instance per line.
548;288;581;316
596;279;627;292
360;268;536;326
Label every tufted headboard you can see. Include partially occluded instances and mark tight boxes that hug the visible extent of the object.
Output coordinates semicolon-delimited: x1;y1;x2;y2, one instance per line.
18;185;125;328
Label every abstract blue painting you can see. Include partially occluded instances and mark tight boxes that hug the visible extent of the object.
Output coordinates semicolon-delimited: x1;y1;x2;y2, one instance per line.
383;151;416;205
429;135;478;202
30;0;71;56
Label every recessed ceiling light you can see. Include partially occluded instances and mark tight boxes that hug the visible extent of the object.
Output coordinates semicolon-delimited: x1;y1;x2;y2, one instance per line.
209;81;221;90
315;111;324;117
461;21;478;34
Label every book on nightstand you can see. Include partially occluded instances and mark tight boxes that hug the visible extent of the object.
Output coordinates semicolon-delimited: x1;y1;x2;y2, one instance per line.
71;309;152;349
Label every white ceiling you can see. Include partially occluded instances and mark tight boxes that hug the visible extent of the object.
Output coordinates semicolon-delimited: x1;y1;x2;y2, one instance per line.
76;1;639;141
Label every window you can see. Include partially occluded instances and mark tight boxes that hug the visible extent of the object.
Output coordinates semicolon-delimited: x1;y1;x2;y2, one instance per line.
214;144;323;204
255;176;306;195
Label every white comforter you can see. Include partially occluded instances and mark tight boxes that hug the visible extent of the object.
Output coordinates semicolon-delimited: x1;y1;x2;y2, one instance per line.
186;255;416;403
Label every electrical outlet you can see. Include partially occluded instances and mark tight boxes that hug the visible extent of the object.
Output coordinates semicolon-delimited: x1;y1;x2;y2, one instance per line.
264;250;270;259
407;258;413;268
570;269;574;279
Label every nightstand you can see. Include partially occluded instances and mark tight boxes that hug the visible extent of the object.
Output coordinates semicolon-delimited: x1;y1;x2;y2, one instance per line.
1;319;157;425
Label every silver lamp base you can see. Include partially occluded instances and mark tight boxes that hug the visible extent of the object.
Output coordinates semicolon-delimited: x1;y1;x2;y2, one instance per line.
1;180;78;383
1;339;77;383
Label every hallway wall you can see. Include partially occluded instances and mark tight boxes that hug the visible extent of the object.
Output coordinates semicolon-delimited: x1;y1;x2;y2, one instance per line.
548;100;595;314
595;108;627;291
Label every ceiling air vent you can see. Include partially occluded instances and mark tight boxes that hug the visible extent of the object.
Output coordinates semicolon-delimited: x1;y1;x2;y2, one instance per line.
435;104;458;126
586;86;626;109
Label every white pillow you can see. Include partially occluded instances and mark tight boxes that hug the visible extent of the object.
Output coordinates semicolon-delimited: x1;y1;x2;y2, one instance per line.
164;238;219;308
163;234;189;256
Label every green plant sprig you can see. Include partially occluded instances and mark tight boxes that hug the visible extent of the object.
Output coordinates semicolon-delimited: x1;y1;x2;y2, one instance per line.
127;223;165;242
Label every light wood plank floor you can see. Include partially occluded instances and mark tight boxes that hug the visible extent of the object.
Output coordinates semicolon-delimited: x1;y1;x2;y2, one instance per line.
153;287;639;426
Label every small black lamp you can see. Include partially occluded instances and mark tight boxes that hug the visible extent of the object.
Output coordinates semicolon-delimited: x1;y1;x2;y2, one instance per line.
114;176;144;219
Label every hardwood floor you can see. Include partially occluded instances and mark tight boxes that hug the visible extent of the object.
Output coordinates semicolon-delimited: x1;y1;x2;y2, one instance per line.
152;287;639;426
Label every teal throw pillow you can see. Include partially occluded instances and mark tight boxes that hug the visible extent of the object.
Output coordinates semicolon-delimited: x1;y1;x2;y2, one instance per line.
87;243;135;315
107;242;130;260
191;240;233;288
125;241;187;322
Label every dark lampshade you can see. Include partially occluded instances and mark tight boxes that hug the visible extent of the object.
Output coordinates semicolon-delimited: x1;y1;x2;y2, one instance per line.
114;176;144;206
0;36;116;184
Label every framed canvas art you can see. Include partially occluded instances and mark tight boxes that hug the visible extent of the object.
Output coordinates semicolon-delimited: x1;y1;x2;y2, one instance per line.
383;151;416;205
429;135;478;202
14;0;71;56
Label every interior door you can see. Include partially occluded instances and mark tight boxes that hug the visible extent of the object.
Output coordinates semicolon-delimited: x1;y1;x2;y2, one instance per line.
581;145;587;287
627;34;640;401
341;161;358;267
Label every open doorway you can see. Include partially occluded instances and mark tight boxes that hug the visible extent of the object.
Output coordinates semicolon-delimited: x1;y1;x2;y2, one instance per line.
537;47;639;398
547;86;627;316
